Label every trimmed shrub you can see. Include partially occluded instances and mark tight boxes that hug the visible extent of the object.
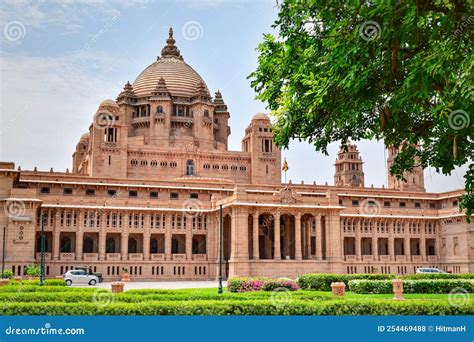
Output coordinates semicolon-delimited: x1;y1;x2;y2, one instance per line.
403;273;474;280
349;279;474;294
8;279;65;286
1;299;472;315
227;277;299;293
1;270;13;279
297;274;394;291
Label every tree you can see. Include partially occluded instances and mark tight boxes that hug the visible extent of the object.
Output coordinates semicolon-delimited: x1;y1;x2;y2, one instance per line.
249;0;473;220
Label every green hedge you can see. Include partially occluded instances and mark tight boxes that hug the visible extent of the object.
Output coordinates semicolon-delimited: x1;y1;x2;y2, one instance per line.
1;299;472;315
7;279;65;286
403;274;474;280
349;279;474;294
0;285;94;293
297;274;394;291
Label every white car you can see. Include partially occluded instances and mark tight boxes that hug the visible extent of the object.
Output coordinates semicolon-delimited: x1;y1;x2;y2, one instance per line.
416;267;448;274
63;270;99;286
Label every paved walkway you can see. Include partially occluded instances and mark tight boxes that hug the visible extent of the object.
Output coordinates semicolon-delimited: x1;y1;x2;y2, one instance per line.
77;280;226;290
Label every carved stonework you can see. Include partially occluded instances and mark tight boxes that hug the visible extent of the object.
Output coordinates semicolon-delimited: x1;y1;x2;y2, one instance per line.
274;186;300;204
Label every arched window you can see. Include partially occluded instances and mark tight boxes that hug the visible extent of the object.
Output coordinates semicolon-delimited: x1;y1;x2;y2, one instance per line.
128;238;138;253
83;237;94;253
204;110;209;117
157;106;163;114
60;236;71;253
106;238;116;253
186;160;194;176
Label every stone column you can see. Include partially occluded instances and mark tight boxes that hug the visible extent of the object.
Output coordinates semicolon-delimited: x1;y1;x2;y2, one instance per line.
372;233;378;261
76;211;83;260
388;220;395;261
253;211;259;260
274;212;281;260
98;211;106;261
52;210;60;260
165;213;172;260
186;213;193;260
404;219;410;260
295;212;302;260
355;218;361;261
315;214;323;260
143;213;151;261
420;221;426;260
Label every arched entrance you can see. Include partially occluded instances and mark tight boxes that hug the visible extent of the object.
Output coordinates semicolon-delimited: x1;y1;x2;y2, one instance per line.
258;213;274;259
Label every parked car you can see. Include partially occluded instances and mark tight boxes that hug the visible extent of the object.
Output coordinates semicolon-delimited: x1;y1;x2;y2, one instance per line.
416;267;448;274
75;266;103;283
63;270;99;286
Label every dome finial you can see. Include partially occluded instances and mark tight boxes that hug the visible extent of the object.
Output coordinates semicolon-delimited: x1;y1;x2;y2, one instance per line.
161;26;182;59
169;26;173;38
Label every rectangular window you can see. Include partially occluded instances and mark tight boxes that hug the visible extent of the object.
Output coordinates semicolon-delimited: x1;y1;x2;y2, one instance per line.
150;191;159;198
170;192;179;199
414;202;421;208
383;201;391;207
40;187;50;194
399;202;406;208
129;190;138;198
107;189;117;197
85;189;95;196
63;188;73;195
351;200;359;206
190;193;198;199
429;203;436;209
452;200;458;206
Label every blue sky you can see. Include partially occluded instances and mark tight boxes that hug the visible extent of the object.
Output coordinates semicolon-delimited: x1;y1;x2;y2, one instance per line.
0;0;467;192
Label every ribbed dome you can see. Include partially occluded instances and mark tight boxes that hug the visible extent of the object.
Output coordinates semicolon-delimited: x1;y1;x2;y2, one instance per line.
132;28;209;98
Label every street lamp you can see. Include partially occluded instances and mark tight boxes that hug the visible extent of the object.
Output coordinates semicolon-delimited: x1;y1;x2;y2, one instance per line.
1;226;6;279
39;212;46;286
218;204;223;294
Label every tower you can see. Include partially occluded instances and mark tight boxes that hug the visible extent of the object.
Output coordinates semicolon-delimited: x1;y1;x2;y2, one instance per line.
387;145;425;192
242;113;281;185
334;143;364;187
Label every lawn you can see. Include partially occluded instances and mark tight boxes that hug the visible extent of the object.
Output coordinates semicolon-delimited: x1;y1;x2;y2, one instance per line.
0;283;472;315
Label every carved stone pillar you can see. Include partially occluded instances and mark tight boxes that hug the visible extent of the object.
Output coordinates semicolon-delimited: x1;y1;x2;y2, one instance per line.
274;212;281;260
165;213;172;260
253;211;259;260
316;214;323;260
295;212;302;260
186;213;193;260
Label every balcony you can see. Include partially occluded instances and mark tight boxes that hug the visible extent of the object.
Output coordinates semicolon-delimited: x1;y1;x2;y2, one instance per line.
427;255;438;262
129;253;143;261
395;255;406;261
379;255;390;262
151;253;165;261
60;253;75;261
411;255;422;262
106;253;121;261
83;253;98;261
171;116;193;125
131;116;150;128
344;255;356;262
36;252;51;261
362;255;373;261
193;254;207;261
172;253;186;261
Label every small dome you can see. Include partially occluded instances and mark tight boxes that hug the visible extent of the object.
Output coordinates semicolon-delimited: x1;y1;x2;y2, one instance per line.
252;113;270;121
99;99;119;108
80;132;90;140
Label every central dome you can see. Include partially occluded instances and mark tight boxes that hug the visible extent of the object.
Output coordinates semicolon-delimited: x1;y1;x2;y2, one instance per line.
132;28;209;98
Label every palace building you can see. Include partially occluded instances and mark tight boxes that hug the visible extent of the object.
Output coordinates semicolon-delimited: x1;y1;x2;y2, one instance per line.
0;29;472;281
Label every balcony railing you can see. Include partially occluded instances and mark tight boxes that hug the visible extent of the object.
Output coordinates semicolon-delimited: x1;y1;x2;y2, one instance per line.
36;252;51;260
106;253;121;261
344;255;356;261
172;254;186;261
395;255;406;261
151;253;165;261
129;253;143;261
83;253;98;261
193;254;207;261
427;255;438;262
379;255;390;261
60;253;75;261
411;255;422;262
362;255;373;261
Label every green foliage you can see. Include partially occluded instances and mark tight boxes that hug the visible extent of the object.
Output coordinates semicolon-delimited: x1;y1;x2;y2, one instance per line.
1;299;472;315
1;270;13;279
227;277;299;292
297;273;393;291
349;279;474;294
8;279;65;286
403;273;474;280
249;0;474;220
24;265;41;277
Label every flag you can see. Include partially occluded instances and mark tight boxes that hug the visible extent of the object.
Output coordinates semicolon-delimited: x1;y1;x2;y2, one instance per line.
282;158;289;172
